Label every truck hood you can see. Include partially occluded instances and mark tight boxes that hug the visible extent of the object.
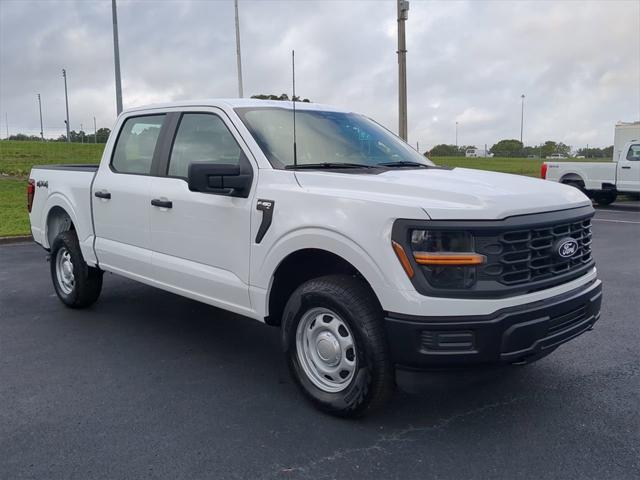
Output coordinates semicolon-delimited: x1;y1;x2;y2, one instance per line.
294;167;591;220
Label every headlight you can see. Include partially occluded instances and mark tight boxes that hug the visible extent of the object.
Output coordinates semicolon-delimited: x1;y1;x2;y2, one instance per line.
397;230;485;289
410;230;484;289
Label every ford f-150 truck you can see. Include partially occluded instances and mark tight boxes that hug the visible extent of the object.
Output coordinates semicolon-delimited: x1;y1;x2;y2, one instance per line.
28;99;602;417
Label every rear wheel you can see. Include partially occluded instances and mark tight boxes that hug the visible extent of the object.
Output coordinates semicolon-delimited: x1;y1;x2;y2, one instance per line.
282;275;395;417
593;191;617;206
50;230;103;308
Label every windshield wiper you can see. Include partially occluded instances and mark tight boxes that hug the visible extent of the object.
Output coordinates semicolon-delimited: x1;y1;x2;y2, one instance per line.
285;162;375;170
377;161;431;168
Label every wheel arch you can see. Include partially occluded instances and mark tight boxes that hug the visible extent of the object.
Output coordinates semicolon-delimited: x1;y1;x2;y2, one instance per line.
44;203;76;249
559;172;585;187
264;247;383;326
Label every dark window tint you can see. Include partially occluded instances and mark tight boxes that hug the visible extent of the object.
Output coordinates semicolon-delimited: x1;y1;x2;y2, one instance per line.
168;113;242;178
112;115;165;174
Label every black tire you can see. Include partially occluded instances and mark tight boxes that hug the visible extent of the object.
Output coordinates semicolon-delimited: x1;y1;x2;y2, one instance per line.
282;274;395;417
50;230;103;308
594;191;616;206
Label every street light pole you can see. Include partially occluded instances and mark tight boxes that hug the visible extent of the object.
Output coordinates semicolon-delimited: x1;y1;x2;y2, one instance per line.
62;69;70;143
397;0;409;141
94;116;97;143
520;94;525;144
112;0;123;115
455;121;459;148
80;123;84;144
234;0;244;98
37;94;44;141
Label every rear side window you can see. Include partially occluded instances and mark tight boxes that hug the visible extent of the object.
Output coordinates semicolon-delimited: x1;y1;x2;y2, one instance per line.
168;113;242;179
112;115;165;174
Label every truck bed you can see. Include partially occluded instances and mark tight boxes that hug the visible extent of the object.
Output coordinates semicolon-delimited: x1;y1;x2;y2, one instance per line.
29;164;98;264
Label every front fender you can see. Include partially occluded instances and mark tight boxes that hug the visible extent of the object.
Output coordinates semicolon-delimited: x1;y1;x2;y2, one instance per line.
252;227;407;318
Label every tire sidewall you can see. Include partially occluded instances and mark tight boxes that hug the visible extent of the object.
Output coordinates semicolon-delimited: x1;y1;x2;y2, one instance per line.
283;286;379;415
50;233;82;306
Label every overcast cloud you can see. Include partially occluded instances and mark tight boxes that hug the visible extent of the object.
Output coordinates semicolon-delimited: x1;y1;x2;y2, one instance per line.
0;0;638;149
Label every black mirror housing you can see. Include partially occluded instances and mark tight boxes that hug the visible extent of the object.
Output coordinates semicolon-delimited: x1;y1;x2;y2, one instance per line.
188;162;252;197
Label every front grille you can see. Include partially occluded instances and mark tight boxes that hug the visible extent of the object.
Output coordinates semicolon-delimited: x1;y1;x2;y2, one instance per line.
477;217;593;287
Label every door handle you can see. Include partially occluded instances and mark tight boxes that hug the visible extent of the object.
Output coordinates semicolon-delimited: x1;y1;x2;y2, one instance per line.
621;166;631;169
151;198;173;209
94;190;111;199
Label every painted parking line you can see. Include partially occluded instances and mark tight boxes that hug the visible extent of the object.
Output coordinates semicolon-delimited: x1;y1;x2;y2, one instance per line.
592;218;640;225
595;209;640;214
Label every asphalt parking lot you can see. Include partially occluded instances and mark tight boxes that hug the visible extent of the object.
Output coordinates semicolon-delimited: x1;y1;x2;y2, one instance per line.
1;202;639;480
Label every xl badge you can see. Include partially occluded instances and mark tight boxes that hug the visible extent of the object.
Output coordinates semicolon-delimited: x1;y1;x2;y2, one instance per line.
556;238;578;259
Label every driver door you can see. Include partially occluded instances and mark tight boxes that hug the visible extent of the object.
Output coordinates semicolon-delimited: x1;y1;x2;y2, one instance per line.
148;109;256;314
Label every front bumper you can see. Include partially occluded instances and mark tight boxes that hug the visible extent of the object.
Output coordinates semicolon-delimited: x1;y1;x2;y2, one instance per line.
384;279;602;370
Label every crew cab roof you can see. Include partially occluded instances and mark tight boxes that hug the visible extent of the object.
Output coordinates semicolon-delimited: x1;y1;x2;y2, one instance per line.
120;98;351;115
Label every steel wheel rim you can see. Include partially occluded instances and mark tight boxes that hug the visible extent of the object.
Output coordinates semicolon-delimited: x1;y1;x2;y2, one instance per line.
55;247;75;295
295;307;357;393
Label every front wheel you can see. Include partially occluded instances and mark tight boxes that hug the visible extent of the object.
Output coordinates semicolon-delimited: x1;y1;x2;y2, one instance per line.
50;230;103;308
282;275;395;417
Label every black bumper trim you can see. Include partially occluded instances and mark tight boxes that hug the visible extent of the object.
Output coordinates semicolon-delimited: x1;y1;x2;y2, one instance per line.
384;280;602;369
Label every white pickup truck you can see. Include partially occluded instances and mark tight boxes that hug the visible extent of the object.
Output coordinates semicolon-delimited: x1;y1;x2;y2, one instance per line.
542;140;640;205
28;99;602;417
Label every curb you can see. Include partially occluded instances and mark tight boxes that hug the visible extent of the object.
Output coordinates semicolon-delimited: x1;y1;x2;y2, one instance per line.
0;235;33;245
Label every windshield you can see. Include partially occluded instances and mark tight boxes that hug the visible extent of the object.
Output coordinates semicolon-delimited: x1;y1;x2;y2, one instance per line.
235;107;433;169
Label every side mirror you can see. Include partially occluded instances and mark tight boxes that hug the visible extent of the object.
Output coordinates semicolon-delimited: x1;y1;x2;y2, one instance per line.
188;162;252;197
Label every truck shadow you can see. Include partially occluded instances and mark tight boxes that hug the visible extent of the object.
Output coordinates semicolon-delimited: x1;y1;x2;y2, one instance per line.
93;273;558;430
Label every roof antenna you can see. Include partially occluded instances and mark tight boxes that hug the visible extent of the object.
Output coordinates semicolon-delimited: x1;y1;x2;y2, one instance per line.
292;50;298;168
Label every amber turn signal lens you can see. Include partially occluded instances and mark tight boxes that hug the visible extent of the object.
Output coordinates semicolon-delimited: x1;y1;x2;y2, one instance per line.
413;252;485;266
392;241;415;278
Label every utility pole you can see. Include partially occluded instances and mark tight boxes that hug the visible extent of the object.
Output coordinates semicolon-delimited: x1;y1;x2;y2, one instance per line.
234;0;244;98
37;94;44;141
455;121;459;147
94;116;97;143
4;112;8;139
397;0;409;141
520;94;525;144
80;123;84;144
62;69;70;142
112;0;123;115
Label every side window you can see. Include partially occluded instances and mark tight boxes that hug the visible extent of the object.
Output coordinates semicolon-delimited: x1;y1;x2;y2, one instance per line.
112;115;165;174
168;113;242;179
626;144;640;161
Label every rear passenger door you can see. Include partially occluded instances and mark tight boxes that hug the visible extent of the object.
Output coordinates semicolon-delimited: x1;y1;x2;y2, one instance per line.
92;114;166;279
148;109;256;314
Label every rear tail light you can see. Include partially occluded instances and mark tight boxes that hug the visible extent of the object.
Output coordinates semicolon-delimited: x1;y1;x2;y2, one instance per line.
541;163;548;179
27;179;35;213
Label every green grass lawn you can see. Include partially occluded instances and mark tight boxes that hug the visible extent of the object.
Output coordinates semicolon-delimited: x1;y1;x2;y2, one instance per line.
431;156;544;177
0;140;103;177
0;141;616;237
0;179;30;237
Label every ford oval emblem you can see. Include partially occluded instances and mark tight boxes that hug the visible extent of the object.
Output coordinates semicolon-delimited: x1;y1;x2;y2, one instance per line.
556;238;579;258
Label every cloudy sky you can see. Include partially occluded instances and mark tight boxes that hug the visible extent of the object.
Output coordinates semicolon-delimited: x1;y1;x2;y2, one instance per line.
0;0;638;149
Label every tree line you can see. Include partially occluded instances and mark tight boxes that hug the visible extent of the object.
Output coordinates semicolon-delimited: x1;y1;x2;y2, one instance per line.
6;128;112;143
428;139;614;158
